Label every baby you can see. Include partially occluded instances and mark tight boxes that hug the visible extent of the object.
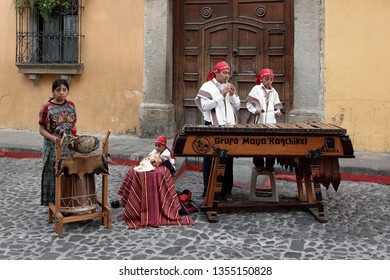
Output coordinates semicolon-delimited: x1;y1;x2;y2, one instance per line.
134;154;164;172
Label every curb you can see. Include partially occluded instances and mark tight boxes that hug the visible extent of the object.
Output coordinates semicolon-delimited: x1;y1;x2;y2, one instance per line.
2;150;390;186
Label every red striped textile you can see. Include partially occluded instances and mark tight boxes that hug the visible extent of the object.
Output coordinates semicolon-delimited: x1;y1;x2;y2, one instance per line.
118;166;194;229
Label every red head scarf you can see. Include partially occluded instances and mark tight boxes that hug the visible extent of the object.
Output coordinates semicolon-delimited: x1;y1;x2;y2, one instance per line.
154;135;176;160
206;61;231;81
154;135;167;146
255;68;274;85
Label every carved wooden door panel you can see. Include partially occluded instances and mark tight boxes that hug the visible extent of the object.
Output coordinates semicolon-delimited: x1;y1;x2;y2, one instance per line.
173;0;293;128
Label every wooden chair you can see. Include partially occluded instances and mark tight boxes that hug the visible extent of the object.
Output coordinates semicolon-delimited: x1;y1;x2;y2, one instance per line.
48;130;112;237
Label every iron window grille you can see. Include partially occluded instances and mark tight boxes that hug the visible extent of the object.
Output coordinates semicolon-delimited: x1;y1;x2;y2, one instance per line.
15;0;84;81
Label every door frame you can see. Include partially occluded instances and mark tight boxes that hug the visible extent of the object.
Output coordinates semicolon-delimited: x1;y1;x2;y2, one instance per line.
139;0;325;137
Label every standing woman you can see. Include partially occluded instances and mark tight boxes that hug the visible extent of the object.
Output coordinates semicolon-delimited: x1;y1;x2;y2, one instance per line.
39;79;78;206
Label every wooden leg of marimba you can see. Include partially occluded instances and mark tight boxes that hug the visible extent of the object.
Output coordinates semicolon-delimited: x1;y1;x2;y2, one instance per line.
304;166;315;203
295;159;305;201
205;157;218;207
205;157;219;222
308;161;328;223
204;157;226;223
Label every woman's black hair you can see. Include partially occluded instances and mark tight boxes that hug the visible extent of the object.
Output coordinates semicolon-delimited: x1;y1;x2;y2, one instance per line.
52;79;69;92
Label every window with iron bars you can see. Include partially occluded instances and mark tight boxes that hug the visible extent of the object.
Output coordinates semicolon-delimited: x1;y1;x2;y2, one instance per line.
15;0;83;83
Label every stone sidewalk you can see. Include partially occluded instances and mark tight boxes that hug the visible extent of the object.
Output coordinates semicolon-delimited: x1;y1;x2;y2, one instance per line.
1;128;390;181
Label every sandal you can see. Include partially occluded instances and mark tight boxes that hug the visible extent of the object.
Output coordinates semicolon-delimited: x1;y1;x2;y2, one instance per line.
222;194;234;203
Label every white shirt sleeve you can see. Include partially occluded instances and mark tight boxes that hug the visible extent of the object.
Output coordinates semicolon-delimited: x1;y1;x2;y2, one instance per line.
229;93;241;112
201;94;225;111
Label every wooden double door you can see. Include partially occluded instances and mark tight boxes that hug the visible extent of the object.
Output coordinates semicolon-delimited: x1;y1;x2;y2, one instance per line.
173;0;294;128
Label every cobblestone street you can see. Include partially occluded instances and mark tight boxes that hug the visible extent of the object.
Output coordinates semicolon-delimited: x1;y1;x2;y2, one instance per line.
1;156;390;261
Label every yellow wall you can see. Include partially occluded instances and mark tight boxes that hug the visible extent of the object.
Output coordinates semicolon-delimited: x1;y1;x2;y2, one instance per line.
3;1;390;152
325;0;390;152
0;0;144;135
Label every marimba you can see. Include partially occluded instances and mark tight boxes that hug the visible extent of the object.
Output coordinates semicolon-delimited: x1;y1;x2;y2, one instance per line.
172;122;354;222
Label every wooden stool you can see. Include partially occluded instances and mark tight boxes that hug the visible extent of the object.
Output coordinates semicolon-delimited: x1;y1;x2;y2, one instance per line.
249;167;278;202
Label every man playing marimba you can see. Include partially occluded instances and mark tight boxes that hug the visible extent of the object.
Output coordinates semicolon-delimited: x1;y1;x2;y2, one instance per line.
246;68;283;171
195;61;240;202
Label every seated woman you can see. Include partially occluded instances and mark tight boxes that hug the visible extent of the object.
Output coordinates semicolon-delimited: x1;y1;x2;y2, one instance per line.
149;135;176;174
117;154;194;229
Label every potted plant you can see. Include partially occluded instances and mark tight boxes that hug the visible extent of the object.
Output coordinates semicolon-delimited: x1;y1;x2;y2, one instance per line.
12;0;75;21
